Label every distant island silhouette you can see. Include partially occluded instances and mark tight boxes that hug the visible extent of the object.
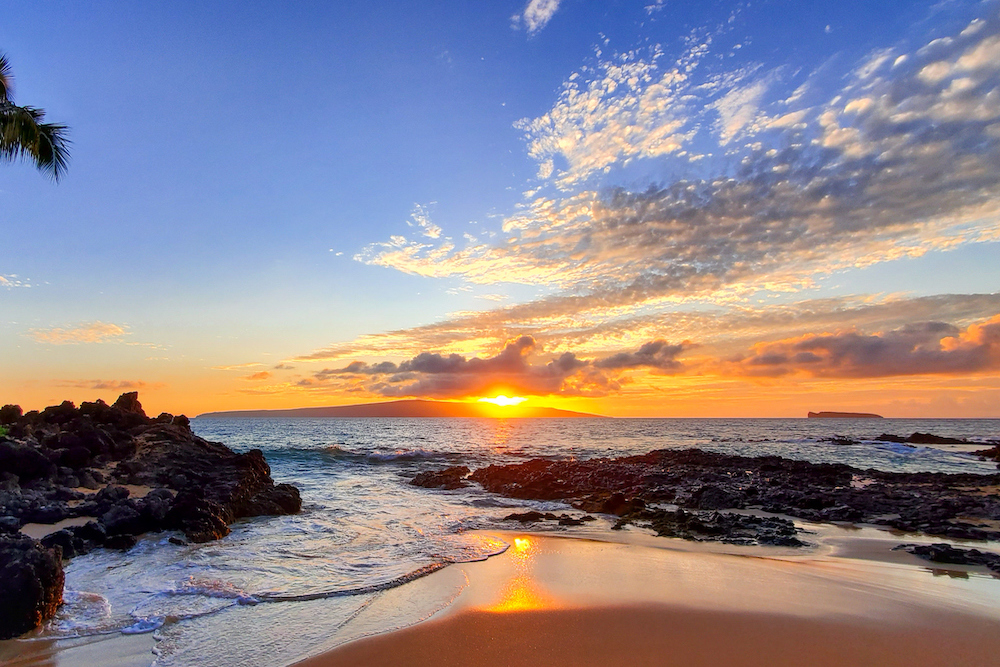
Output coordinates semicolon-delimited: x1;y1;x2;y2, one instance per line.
197;399;604;419
807;411;883;419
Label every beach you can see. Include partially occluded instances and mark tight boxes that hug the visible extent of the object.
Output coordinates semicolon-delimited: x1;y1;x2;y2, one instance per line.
292;529;1000;667
5;523;1000;666
3;416;1000;666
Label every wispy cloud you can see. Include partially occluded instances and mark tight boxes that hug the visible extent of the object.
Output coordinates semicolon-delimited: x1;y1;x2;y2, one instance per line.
30;321;127;345
512;0;562;36
242;371;273;381
356;9;1000;334
212;362;265;371
294;292;1000;366
56;379;164;391
406;203;442;239
0;274;33;289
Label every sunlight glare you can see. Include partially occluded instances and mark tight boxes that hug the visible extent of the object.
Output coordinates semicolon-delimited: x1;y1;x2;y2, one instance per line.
478;395;528;407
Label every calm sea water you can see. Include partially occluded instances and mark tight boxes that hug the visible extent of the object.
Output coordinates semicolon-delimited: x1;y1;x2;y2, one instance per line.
26;418;1000;665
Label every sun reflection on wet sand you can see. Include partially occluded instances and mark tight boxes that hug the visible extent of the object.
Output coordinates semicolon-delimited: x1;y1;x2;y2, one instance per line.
484;536;556;612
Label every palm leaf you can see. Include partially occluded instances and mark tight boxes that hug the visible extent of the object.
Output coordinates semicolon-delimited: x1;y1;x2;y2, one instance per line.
0;102;71;180
0;52;11;102
0;51;70;180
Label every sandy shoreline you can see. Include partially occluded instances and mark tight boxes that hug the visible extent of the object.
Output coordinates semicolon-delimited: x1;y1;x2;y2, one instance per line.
4;526;1000;666
293;528;1000;667
296;604;1000;667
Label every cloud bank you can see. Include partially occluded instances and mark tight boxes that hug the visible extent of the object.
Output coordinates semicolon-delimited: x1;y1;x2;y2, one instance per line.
293;311;1000;400
732;315;1000;378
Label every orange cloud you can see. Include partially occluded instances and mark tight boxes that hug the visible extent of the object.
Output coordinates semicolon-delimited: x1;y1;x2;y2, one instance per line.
299;336;693;400
56;379;164;391
30;321;126;344
729;315;1000;378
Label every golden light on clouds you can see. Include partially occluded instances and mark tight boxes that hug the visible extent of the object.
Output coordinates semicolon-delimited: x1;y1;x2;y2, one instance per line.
29;321;126;345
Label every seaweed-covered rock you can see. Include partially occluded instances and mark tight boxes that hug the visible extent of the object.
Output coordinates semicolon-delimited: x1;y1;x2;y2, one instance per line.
0;534;64;639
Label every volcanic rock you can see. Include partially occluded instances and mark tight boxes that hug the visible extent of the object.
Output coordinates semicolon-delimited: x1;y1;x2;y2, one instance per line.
469;448;1000;544
0;392;302;637
0;535;64;640
895;542;1000;575
410;466;471;490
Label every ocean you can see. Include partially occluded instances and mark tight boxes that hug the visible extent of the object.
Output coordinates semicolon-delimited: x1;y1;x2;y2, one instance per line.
21;418;1000;665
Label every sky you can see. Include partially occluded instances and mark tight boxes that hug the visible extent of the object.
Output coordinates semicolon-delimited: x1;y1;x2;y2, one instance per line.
2;0;999;418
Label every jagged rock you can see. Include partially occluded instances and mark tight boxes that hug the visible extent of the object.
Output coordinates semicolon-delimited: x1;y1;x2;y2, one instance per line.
907;432;970;445
600;492;645;516
140;488;174;522
40;529;86;559
618;507;805;547
0;404;22;425
0;534;64;639
410;466;471;490
0;442;55;481
895;542;1000;575
693;485;742;510
503;510;590;526
166;492;231;543
112;392;145;416
0;391;302;634
21;502;70;524
470;448;1000;544
77;470;100;490
100;502;143;536
104;534;138;550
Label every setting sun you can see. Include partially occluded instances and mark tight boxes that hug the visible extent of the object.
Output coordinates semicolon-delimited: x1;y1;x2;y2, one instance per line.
478;395;528;407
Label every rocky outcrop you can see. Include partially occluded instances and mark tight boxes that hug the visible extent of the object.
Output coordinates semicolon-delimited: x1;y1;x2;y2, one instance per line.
894;542;1000;575
410;466;470;490
0;392;302;638
621;507;804;547
0;534;64;640
876;432;977;445
469;448;1000;543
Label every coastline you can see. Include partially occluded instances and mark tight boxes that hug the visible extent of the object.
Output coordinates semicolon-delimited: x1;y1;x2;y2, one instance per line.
294;528;1000;667
4;526;1000;666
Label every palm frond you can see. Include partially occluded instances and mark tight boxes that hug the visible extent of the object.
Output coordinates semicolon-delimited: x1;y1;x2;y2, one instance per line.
0;52;11;102
0;102;71;180
0;52;70;180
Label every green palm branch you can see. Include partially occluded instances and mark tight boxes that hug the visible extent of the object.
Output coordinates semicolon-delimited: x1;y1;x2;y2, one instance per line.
0;52;70;181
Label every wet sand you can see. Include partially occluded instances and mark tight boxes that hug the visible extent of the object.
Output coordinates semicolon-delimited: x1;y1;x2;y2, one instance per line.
295;604;1000;667
294;530;1000;667
4;527;1000;666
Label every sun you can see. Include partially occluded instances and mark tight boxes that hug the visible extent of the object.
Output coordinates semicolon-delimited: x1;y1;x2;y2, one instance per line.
478;395;528;407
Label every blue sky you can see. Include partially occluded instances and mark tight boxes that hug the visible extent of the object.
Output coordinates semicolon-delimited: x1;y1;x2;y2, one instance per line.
2;0;999;416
